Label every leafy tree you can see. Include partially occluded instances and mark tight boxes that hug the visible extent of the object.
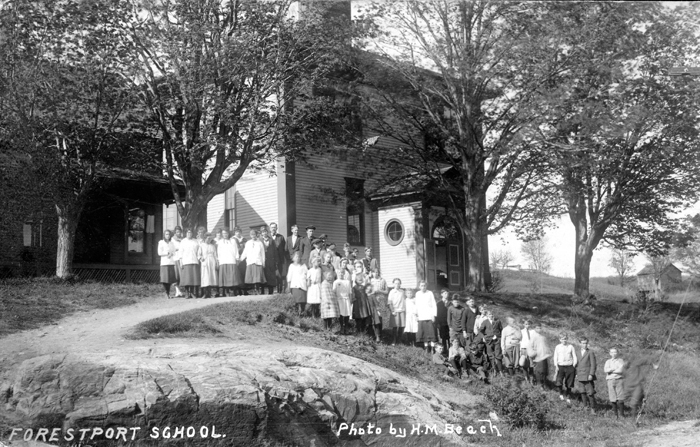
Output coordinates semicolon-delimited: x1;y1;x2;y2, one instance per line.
0;0;150;278
521;238;552;275
491;249;514;271
535;2;700;298
608;249;635;287
352;0;573;290
125;0;357;230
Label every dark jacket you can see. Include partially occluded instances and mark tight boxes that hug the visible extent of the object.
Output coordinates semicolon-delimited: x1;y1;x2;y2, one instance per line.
447;305;467;332
287;234;301;261
576;349;597;381
272;233;288;275
300;236;314;266
436;300;450;326
464;307;479;333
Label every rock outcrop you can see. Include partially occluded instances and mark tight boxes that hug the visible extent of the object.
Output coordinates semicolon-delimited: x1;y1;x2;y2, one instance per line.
0;345;480;446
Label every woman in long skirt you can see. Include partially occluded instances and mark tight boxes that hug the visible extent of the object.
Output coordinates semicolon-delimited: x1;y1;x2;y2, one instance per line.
240;229;266;294
217;228;241;296
179;228;202;299
306;256;323;317
286;252;308;315
157;229;177;299
320;271;340;330
261;226;279;295
333;267;353;334
200;234;218;298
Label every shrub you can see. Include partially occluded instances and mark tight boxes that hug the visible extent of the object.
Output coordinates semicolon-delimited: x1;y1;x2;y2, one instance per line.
485;379;550;430
486;271;505;293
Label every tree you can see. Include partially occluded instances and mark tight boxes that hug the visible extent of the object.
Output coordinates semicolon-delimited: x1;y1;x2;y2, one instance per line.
352;1;573;291
670;214;700;276
0;0;149;278
491;249;514;271
608;249;635;287
535;2;700;298
125;0;356;230
521;238;552;274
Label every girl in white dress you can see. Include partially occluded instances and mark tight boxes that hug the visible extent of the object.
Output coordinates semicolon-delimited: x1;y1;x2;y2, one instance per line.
306;256;323;317
404;288;419;346
200;234;218;298
333;267;353;334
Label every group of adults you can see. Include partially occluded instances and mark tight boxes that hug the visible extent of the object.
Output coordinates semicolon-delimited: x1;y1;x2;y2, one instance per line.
157;223;377;299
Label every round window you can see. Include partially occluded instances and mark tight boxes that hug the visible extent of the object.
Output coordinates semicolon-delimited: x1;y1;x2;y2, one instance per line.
384;219;404;246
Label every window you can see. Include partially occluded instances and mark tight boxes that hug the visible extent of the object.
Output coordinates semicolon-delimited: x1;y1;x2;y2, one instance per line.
23;220;43;247
432;216;460;240
128;208;145;253
224;187;236;230
346;178;365;245
384;219;404;246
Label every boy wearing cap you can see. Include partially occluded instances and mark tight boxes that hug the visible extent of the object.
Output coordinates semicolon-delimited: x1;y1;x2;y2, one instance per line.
361;247;379;274
436;289;451;353
447;295;468;348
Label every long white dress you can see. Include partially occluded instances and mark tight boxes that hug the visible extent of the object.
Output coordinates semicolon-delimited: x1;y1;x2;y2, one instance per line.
404;297;419;333
333;278;353;317
306;267;322;304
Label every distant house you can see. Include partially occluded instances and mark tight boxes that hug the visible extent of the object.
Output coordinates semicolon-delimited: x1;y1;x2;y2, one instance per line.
636;263;682;292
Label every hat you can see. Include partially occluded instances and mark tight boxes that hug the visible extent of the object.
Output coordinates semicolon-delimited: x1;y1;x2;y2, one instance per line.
306;225;316;230
319;233;328;240
312;238;323;246
327;241;336;247
233;226;241;232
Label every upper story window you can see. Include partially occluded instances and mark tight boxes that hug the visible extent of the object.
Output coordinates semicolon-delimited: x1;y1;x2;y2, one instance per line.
224;187;236;230
346;178;365;245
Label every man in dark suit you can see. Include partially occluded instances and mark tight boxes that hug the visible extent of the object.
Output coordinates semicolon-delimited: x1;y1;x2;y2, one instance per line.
300;225;315;267
287;224;302;265
576;336;598;414
270;222;288;293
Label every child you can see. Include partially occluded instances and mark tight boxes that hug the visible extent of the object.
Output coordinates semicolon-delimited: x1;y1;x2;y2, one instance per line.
387;278;406;345
466;343;490;383
623;355;659;420
447;295;468;348
200;234;219;298
306;256;323;318
500;316;522;376
474;304;488;336
415;280;438;356
436;289;451;353
481;310;504;375
604;347;625;419
352;260;368;287
366;284;383;342
553;332;578;403
520;319;535;383
333;268;353;334
352;277;371;334
404;288;418;346
526;323;552;390
575;336;597;414
448;339;469;379
286;252;308;316
370;269;390;333
320;271;340;330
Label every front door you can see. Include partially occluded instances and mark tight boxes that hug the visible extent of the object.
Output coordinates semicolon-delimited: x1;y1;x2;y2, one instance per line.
448;243;462;288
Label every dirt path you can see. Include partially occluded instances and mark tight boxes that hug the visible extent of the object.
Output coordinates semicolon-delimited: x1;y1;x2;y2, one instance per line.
0;294;269;373
631;419;700;447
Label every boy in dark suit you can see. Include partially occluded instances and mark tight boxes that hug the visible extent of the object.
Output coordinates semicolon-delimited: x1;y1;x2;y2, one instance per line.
575;336;597;414
300;225;315;266
287;225;301;264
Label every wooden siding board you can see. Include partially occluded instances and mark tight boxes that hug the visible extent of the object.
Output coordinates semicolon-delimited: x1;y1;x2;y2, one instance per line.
235;169;279;231
378;204;419;289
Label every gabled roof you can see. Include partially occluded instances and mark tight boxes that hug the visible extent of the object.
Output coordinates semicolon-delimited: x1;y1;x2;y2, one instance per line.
637;263;681;276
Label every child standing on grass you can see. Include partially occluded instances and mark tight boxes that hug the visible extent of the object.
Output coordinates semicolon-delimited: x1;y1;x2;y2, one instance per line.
553;332;578;403
404;288;418;346
366;284;383;342
306;256;322;318
387;278;406;345
333;267;353;334
320;271;339;330
575;336;598;414
286;252;308;316
447;295;468;348
352;277;371;334
520;319;535;383
500;316;521;376
464;296;479;344
604;347;625;419
527;323;552;390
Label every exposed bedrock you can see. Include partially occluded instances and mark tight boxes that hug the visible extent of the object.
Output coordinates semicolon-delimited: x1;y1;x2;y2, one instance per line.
0;346;473;446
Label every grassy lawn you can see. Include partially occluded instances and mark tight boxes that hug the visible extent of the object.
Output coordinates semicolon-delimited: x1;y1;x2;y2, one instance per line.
0;277;160;337
129;289;700;446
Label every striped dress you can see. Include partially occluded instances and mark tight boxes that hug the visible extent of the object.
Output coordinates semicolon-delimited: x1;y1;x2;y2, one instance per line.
320;280;340;319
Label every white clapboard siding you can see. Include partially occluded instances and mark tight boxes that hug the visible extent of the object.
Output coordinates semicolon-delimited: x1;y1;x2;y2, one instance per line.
378;204;419;289
235;168;279;232
207;193;226;233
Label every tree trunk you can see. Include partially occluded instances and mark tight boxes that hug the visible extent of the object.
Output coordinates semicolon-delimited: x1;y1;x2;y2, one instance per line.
55;206;79;279
480;193;492;290
571;212;605;299
179;199;208;232
464;192;484;292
